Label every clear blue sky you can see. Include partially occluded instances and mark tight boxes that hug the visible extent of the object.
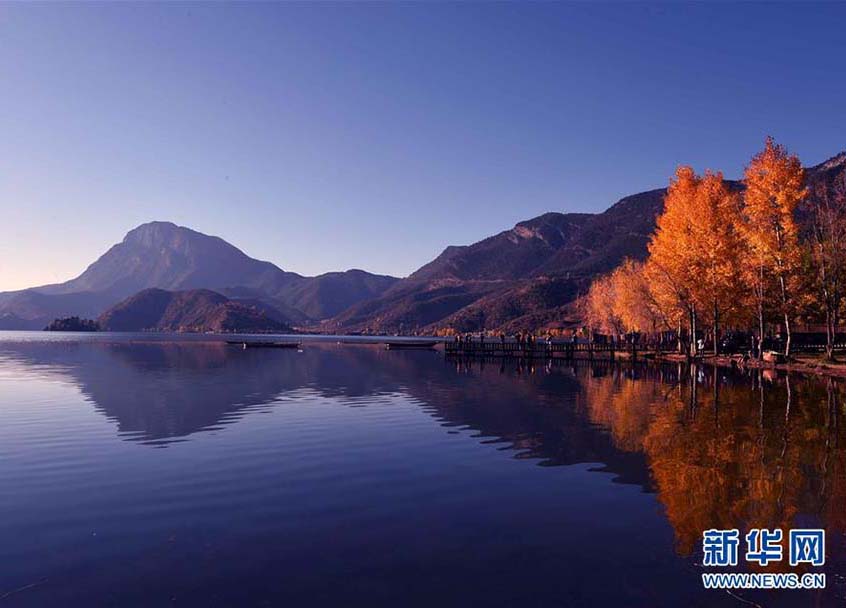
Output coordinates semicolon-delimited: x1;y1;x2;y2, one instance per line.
1;2;845;290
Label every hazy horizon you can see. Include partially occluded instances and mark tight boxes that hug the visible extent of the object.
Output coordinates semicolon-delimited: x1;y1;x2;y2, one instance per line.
2;2;846;291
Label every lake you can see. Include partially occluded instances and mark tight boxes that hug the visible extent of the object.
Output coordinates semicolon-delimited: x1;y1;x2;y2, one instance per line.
0;333;843;607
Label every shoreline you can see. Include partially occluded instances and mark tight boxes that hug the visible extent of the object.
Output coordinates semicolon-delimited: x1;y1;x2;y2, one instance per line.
9;328;846;380
653;351;846;379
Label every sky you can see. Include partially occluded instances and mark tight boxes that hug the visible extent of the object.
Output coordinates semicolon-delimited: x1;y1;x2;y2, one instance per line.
1;2;845;291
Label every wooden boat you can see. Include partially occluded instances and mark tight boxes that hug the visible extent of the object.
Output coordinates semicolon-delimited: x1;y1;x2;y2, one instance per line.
762;350;786;364
226;340;301;349
384;340;439;350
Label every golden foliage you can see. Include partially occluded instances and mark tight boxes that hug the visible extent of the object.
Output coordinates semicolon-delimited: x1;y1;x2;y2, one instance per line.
585;138;813;355
742;137;805;274
647;166;700;324
741;137;806;354
583;272;622;335
583;259;665;335
578;368;846;558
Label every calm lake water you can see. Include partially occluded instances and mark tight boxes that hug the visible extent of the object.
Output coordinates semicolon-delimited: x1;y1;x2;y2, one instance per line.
0;333;843;607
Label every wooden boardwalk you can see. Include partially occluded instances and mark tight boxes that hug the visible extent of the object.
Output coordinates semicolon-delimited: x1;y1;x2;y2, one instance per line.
789;342;846;354
444;340;639;360
446;338;846;360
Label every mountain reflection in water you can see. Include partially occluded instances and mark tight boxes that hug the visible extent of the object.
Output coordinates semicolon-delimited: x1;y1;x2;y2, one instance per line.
0;337;843;607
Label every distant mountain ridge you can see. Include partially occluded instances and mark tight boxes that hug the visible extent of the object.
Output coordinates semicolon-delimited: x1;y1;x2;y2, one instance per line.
97;288;291;333
329;153;846;334
0;222;399;328
279;269;400;320
0;312;42;330
3;151;845;334
326;188;673;333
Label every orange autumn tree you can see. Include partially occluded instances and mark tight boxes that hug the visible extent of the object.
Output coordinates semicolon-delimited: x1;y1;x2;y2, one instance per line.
642;167;746;355
741;138;806;357
610;259;665;334
581;139;813;356
689;171;746;355
647;167;701;356
806;171;846;360
583;260;669;338
642;260;686;350
583;273;622;336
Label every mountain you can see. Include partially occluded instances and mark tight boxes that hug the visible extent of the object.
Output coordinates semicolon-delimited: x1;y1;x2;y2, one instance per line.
327;192;671;334
0;222;399;328
0;312;42;330
98;288;290;333
278;269;400;320
0;290;111;325
331;153;846;334
4;152;844;335
39;222;301;298
408;212;595;282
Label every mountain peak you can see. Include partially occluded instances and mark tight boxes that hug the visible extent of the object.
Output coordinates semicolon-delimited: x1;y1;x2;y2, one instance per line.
122;221;204;247
511;212;593;246
131;220;179;230
28;221;294;302
812;151;846;173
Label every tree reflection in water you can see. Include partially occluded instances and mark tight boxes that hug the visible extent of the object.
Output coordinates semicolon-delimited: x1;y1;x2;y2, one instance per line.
2;339;843;571
576;362;845;564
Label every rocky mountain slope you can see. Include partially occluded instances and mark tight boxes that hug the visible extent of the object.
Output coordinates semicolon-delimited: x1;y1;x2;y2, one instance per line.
97;288;290;333
38;222;301;299
280;269;400;320
325;189;671;334
329;154;845;334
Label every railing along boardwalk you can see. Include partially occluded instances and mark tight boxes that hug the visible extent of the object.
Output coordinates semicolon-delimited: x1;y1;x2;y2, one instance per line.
789;342;846;353
444;340;639;359
446;338;846;359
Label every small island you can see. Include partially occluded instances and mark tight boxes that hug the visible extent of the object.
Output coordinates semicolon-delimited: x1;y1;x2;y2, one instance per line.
44;316;100;332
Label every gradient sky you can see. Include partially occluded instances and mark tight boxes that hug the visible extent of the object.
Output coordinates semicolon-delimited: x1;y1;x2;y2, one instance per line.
1;2;845;290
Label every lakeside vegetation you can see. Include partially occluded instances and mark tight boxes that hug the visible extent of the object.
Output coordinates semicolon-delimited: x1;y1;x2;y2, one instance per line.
44;316;100;332
583;138;846;360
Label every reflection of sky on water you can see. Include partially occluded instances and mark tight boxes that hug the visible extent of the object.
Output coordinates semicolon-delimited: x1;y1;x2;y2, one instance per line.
0;336;843;606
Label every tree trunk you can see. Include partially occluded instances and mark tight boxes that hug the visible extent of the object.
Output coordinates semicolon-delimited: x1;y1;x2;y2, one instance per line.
756;263;765;360
689;306;698;359
778;274;791;357
783;312;792;358
825;305;835;361
819;241;835;361
834;284;840;360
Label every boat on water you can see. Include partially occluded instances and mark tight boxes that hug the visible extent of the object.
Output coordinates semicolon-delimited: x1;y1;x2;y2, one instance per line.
384;340;439;350
226;341;301;349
